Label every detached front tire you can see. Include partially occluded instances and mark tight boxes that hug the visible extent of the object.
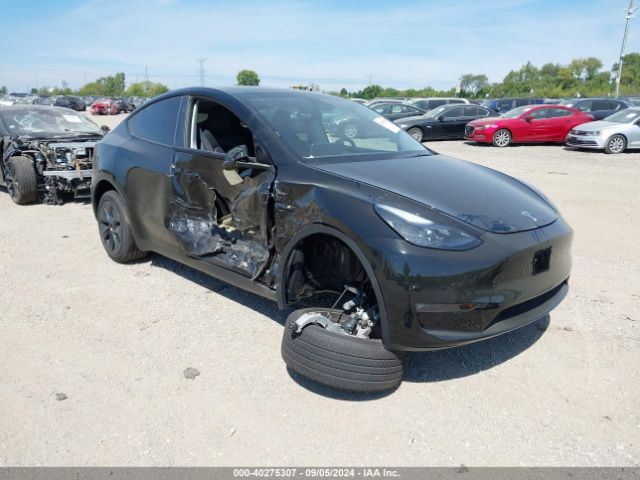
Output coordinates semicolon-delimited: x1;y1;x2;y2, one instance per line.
6;156;38;205
97;191;147;263
281;308;404;392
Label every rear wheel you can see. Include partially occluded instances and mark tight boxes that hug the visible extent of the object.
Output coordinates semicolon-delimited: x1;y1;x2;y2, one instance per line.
97;191;147;263
492;129;512;147
5;156;38;205
407;127;424;142
604;134;626;154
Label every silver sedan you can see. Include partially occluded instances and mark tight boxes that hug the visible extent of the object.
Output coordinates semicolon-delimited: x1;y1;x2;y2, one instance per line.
565;108;640;154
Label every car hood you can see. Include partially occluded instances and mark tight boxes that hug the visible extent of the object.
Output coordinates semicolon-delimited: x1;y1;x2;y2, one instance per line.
309;154;557;234
572;120;621;131
468;117;507;127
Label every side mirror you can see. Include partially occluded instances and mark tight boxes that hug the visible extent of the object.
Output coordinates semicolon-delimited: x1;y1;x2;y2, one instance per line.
437;115;445;121
523;115;534;122
223;145;274;172
101;125;110;133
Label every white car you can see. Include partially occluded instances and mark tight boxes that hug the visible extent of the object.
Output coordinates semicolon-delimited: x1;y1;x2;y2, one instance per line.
565;108;640;154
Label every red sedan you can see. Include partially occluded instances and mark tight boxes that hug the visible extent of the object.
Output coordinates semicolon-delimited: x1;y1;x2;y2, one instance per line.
465;105;593;147
90;98;119;115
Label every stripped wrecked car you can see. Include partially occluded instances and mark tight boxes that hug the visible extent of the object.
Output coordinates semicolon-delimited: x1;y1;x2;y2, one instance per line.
0;105;106;205
92;87;572;392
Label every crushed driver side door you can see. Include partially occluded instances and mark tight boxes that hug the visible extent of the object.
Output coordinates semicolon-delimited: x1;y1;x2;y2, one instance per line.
167;98;276;279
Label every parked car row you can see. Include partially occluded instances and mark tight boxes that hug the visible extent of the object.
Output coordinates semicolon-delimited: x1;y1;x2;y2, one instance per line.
0;88;576;392
353;96;640;154
0;94;150;115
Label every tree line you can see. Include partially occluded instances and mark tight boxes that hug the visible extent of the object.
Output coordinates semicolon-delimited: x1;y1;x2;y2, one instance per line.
3;55;639;101
0;69;261;98
336;52;640;100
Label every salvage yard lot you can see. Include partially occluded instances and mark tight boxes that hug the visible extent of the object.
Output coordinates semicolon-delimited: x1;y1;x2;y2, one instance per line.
0;112;639;466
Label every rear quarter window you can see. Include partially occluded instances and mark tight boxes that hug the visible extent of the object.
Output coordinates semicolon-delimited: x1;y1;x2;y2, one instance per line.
128;96;182;146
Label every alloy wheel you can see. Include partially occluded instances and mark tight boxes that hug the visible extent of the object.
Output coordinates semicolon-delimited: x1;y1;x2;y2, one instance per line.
607;136;625;154
493;129;511;147
343;123;358;139
408;127;423;142
98;201;123;254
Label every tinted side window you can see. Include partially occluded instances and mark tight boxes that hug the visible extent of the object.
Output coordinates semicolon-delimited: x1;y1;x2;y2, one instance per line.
611;101;624;111
413;100;428;110
478;107;491;116
592;100;610;111
498;100;513;111
576;101;592;112
128;96;182;146
549;108;573;118
406;106;423;114
463;106;479;116
528;108;550;119
449;99;465;104
428;100;447;109
442;107;463;118
515;98;530;107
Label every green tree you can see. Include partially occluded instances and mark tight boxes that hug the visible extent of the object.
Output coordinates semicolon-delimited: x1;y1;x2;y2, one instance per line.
0;86;7;96
125;81;169;97
339;87;348;97
612;52;640;95
236;69;260;86
359;84;383;100
569;57;603;82
78;72;126;96
459;73;489;97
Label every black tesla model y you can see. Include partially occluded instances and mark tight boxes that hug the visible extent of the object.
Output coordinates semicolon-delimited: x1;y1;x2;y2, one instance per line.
92;87;572;392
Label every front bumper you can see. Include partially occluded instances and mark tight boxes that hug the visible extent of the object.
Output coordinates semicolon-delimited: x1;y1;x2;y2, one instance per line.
368;218;573;351
565;133;606;149
464;126;497;143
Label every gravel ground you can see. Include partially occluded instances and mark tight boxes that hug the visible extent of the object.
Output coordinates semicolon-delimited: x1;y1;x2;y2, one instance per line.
0;112;639;466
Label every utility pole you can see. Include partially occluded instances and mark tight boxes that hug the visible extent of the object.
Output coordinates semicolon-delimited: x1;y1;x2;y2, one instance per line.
615;0;637;97
196;58;207;86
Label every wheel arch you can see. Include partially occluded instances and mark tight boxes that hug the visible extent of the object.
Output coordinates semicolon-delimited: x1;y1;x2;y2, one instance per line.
493;127;514;143
607;132;628;143
91;176;125;217
276;223;391;346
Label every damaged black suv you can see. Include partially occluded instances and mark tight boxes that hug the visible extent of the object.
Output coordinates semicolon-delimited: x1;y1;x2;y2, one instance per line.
0;105;106;205
92;88;572;392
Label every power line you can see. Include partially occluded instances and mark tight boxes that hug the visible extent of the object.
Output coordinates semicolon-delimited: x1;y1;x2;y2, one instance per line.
196;58;207;86
615;0;637;97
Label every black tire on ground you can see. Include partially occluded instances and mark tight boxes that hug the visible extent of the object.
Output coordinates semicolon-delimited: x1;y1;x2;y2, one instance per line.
97;190;147;263
603;134;626;154
6;156;38;205
281;308;404;392
492;128;512;147
407;127;424;143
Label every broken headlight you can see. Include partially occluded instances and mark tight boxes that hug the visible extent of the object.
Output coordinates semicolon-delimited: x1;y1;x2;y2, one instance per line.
375;204;481;251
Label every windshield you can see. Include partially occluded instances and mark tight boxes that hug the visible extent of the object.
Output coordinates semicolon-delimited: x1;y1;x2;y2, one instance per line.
0;107;102;137
604;109;640;123
500;106;533;118
241;92;428;159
